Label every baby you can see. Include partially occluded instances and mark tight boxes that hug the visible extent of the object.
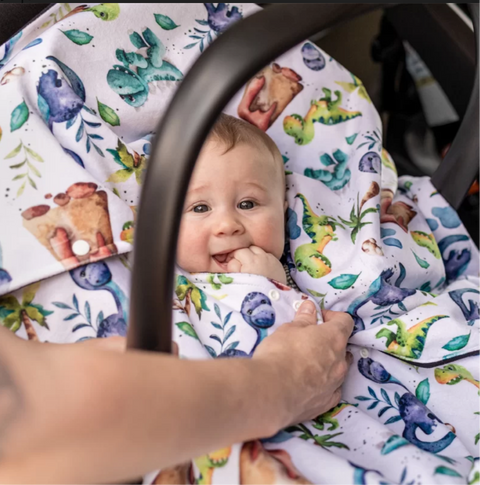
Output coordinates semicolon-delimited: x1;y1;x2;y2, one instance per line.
177;113;290;285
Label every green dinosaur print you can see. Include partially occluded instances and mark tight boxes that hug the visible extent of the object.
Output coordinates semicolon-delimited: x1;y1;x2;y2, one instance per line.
107;27;183;107
175;275;210;319
335;73;372;103
469;470;480;485
106;139;146;185
294;194;342;279
283;88;362;146
411;231;441;259
381;148;397;175
376;315;448;359
435;364;480;394
313;402;357;431
194;447;231;484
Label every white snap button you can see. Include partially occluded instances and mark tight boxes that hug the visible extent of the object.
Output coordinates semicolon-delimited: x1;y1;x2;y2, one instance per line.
360;348;369;358
72;239;90;256
269;289;280;301
293;300;303;311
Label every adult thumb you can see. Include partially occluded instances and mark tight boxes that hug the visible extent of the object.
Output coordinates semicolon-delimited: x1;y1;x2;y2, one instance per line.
292;300;317;327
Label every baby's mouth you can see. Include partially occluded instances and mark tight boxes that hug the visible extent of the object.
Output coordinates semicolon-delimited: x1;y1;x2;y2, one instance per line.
212;251;234;267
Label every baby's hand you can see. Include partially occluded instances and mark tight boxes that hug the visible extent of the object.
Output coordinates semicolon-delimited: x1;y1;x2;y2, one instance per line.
227;246;287;284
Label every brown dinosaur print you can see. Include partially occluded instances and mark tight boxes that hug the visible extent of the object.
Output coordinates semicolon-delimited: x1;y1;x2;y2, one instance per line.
240;441;312;484
238;63;303;132
21;182;117;269
380;189;417;233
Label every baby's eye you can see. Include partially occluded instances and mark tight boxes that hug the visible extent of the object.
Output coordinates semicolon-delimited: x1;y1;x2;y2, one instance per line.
238;200;256;210
192;204;210;213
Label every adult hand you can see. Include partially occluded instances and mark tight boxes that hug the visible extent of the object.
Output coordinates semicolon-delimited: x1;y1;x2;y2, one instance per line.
77;336;127;352
253;300;353;428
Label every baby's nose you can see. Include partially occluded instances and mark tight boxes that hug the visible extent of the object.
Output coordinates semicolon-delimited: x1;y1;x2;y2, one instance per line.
214;213;244;236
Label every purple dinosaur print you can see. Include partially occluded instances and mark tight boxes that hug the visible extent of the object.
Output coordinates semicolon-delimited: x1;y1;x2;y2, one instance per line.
438;235;471;283
70;262;128;338
449;288;479;325
204;3;242;33
37;56;85;130
358;357;456;454
348;268;415;334
219;292;275;358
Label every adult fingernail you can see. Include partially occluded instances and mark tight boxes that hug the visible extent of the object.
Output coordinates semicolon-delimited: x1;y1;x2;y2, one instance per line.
298;301;315;314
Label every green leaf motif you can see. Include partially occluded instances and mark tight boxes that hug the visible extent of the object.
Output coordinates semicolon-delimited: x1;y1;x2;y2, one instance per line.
16;182;26;197
97;99;120;126
415;378;430;405
175;322;199;340
25;146;43;162
106;168;133;183
442;332;470;351
218;274;233;285
154;13;179;30
10;160;27;168
328;273;360;290
434;466;462;478
345;133;358;145
61;29;93;45
10;101;29;132
381;435;409;455
412;250;430;269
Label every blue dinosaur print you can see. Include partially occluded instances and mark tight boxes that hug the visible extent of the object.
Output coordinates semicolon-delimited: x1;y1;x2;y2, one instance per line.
449;288;479;326
37;56;85;130
348;268;415;334
438;235;471;282
358;151;381;174
399;393;456;453
357;357;409;392
204;3;242;33
0;31;22;69
301;42;325;71
107;28;183;108
358;357;456;454
286;207;301;239
304;149;351;190
219;292;275;357
432;206;461;229
37;56;104;155
184;4;243;52
70;262;128;338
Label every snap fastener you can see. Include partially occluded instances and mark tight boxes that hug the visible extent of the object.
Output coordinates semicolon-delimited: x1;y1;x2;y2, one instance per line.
72;239;90;256
360;348;369;358
293;300;303;311
269;289;280;301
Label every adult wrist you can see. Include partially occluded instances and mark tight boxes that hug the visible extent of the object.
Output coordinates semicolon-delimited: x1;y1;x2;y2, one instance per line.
246;356;291;437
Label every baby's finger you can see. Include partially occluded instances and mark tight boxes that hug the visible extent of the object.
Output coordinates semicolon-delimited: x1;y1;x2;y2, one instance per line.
231;248;255;265
227;258;242;273
249;246;266;255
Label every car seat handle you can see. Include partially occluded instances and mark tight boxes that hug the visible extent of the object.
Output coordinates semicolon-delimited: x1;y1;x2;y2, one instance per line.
431;3;479;209
128;4;387;352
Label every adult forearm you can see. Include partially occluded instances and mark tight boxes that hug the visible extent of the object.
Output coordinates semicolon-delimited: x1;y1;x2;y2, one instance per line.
0;331;284;484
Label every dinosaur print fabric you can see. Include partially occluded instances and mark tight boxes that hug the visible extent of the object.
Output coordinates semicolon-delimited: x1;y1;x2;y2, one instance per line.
0;4;478;484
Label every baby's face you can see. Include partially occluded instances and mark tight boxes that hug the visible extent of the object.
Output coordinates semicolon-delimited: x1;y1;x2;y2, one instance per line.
177;141;287;273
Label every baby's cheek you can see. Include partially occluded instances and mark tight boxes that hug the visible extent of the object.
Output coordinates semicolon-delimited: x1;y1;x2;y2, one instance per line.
253;220;285;259
176;223;206;271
